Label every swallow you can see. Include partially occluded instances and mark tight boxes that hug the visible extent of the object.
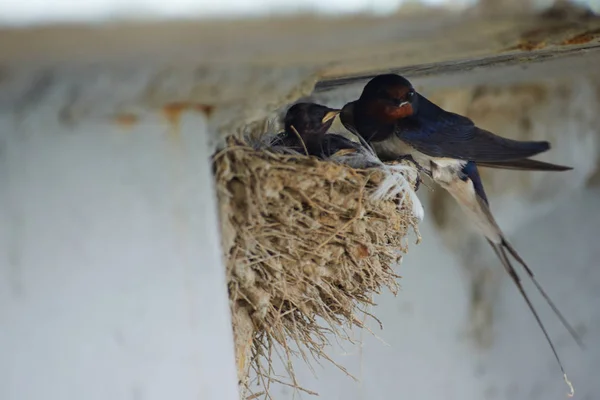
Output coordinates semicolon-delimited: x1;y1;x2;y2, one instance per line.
339;74;573;171
268;102;339;153
269;102;383;169
341;74;578;393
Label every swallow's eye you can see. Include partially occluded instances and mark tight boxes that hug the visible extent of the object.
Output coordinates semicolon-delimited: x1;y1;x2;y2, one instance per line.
406;90;415;99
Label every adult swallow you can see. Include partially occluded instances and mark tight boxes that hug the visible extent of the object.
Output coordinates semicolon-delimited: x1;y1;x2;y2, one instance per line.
341;74;578;393
339;74;573;171
270;102;382;169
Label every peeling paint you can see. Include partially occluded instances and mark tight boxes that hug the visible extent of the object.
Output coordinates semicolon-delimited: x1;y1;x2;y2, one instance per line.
194;103;215;117
114;113;139;129
562;31;599;45
163;102;215;123
509;40;547;51
162;101;215;138
162;102;187;138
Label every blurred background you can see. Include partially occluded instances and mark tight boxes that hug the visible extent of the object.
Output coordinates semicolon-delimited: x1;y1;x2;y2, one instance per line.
1;0;600;400
0;0;599;25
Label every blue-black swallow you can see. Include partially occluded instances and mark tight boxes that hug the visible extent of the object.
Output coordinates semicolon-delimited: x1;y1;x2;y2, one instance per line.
340;74;572;171
340;73;579;394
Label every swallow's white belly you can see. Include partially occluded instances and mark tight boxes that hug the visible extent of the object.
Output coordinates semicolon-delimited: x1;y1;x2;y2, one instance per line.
439;177;501;242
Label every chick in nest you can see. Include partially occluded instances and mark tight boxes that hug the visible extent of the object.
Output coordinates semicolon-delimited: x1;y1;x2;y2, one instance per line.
268;102;384;169
265;102;424;220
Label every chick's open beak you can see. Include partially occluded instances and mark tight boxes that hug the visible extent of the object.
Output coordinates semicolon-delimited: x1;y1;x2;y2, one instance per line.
321;110;341;124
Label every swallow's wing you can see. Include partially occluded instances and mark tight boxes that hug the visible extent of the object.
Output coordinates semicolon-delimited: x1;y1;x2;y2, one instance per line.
459;162;487;202
317;134;361;157
476;159;573;171
396;94;550;161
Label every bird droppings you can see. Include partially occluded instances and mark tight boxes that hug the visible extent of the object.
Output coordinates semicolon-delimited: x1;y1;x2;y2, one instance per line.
214;136;420;399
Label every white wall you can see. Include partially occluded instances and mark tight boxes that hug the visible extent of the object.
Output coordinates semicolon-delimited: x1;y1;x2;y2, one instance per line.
0;72;239;400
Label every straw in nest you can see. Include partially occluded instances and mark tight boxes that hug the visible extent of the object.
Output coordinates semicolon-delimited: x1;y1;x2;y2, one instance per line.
214;136;422;399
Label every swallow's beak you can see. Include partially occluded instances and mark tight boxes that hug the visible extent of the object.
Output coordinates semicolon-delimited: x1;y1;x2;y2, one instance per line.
321;109;341;124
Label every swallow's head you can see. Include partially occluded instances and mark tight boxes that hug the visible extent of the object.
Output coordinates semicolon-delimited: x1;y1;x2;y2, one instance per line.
339;102;357;134
284;102;341;137
358;74;417;123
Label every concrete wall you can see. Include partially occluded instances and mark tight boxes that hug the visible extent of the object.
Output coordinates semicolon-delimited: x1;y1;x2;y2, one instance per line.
0;73;240;400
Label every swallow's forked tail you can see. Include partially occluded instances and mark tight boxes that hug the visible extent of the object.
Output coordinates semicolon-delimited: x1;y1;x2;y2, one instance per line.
487;238;581;397
500;239;584;349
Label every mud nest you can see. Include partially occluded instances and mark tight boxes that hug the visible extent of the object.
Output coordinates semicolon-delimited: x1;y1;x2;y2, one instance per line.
214;136;422;399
